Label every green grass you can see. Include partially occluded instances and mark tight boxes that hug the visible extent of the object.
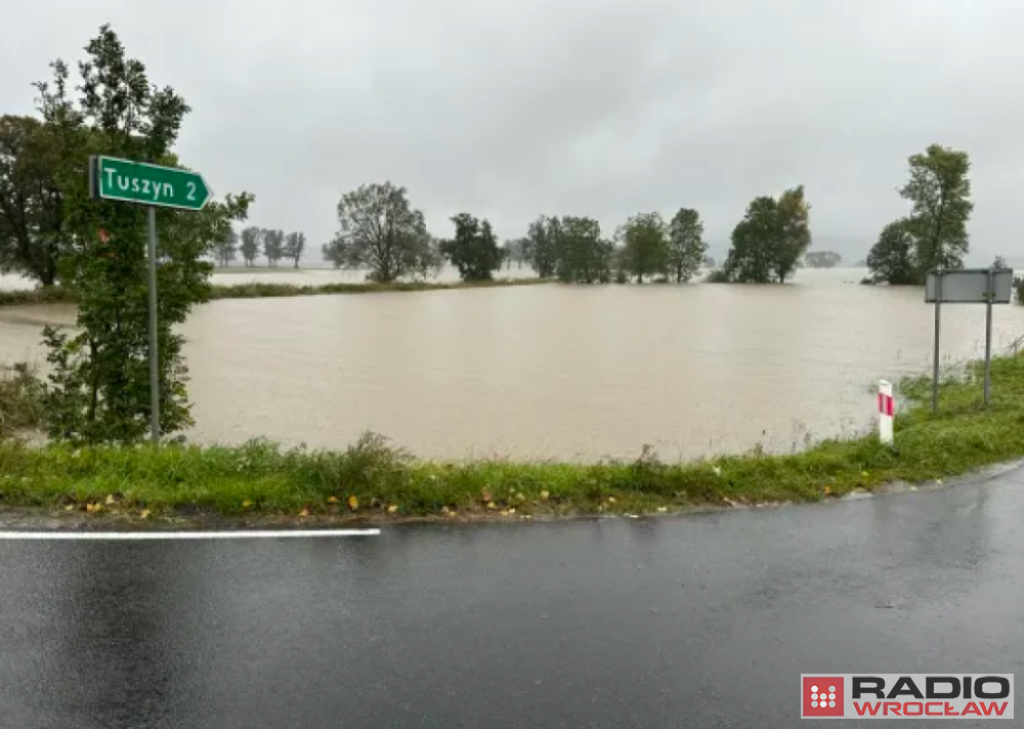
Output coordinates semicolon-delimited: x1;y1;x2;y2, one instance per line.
3;353;1024;521
204;277;551;300
0;287;77;306
0;278;552;307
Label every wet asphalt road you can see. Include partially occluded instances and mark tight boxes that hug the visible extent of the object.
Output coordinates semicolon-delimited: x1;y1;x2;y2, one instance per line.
1;471;1022;728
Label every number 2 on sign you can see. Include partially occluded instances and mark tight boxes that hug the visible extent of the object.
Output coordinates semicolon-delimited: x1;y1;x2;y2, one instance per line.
187;182;196;201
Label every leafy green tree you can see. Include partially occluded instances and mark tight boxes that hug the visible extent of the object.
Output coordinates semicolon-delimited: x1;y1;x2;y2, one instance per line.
37;25;252;443
867;219;918;285
283;231;305;268
331;182;433;282
720;187;811;283
409;236;444;281
722;196;780;283
262;228;284;267
322;235;344;269
775;185;811;283
0;115;71;285
239;226;261;267
804;251;842;268
524;215;559;278
554;216;610;283
666;208;706;283
212;228;237;267
618;212;667;283
440;213;503;281
901;144;972;272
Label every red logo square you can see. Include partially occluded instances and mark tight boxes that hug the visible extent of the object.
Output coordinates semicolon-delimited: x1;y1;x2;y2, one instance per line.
802;676;844;717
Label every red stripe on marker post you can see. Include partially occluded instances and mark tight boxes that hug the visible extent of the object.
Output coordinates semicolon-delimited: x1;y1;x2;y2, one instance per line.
878;380;894;444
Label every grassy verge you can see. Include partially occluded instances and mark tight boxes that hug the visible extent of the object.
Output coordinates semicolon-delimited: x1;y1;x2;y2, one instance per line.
0;287;77;306
205;277;551;300
0;278;551;307
2;353;1024;522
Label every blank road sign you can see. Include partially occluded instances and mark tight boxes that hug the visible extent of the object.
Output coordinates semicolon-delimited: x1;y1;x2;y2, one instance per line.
925;269;1013;304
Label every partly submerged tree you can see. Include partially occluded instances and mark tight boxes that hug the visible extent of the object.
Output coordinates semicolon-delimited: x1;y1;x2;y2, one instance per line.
618;212;667;283
440;213;503;282
212;227;238;267
283;231;306;268
721;197;779;283
665;207;706;283
331;181;433;282
37;25;252;443
262;228;284;267
867;219;919;285
720;187;811;283
523;215;559;278
554;216;611;283
901;144;972;273
774;185;812;283
239;226;261;267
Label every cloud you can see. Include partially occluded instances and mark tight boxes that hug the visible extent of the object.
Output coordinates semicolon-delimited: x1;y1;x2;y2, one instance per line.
2;0;1023;262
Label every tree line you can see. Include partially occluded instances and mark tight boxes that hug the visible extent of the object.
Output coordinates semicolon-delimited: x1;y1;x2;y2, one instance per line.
320;182;817;285
212;227;307;268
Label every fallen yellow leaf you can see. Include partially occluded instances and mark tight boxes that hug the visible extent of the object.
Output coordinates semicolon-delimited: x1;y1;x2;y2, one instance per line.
823;486;832;495
608;497;616;504
64;504;75;512
508;508;516;515
540;490;550;501
242;500;252;509
105;494;116;505
487;501;497;510
299;508;310;517
347;495;359;511
327;496;340;504
140;509;151;519
656;506;668;513
515;492;526;502
387;504;399;514
500;510;509;517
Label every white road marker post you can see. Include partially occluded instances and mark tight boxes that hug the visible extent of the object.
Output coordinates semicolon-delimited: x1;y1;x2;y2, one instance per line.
878;379;894;445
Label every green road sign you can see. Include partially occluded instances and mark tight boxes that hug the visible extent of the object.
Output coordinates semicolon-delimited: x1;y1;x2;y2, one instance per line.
90;155;211;211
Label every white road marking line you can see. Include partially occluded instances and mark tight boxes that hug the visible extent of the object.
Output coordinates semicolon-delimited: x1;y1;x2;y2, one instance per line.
0;529;381;541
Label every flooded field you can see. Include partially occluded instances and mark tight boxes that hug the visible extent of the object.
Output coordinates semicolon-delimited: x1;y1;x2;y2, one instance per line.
2;268;1021;459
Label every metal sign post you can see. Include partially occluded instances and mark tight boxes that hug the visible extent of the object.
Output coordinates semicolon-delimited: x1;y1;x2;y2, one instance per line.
985;269;995;404
925;268;1013;411
147;206;160;441
89;155;213;443
932;272;942;412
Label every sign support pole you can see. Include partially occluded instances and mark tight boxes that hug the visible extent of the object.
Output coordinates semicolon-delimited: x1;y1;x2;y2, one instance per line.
932;271;942;413
147;206;160;443
984;269;994;405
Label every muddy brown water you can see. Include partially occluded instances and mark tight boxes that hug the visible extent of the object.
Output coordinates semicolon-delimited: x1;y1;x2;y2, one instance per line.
2;268;1023;460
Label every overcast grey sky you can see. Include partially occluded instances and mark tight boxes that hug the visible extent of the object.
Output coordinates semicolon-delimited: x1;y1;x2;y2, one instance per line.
2;0;1022;262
